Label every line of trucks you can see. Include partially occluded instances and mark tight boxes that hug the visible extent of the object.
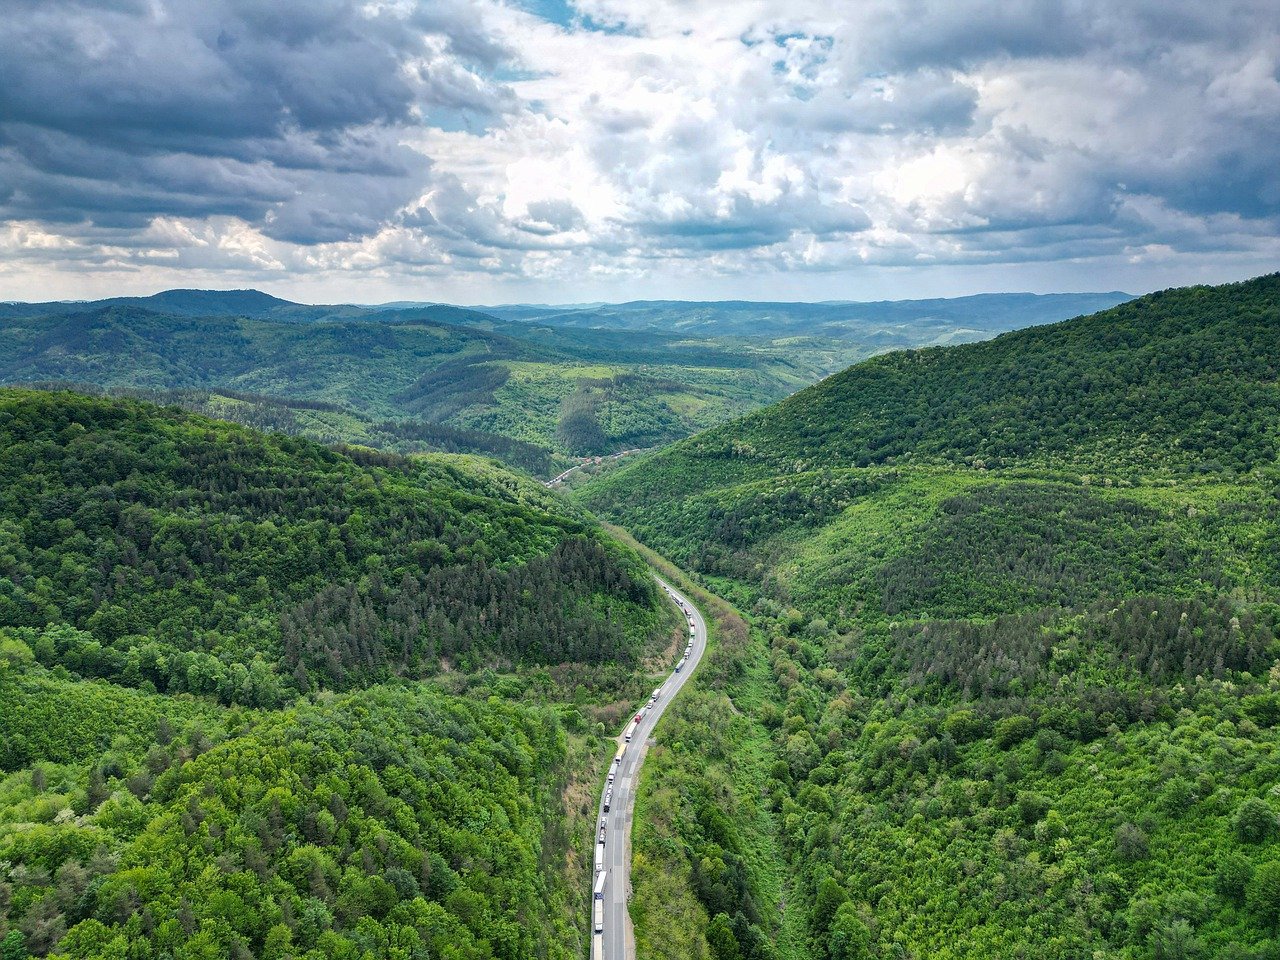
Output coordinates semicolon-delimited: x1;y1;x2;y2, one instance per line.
591;583;697;960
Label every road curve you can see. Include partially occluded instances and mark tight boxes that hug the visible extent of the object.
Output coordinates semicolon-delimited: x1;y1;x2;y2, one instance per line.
591;575;707;960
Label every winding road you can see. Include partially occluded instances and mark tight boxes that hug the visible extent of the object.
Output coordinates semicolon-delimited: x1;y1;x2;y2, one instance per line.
590;575;707;960
546;449;645;488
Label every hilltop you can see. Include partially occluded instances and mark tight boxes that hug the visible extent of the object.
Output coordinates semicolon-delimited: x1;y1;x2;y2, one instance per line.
592;275;1279;498
0;303;835;465
0;389;667;694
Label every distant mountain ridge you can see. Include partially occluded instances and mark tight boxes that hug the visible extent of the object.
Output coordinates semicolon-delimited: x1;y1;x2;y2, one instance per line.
473;291;1136;337
0;289;496;325
0;300;843;465
2;287;1133;335
0;285;1139;468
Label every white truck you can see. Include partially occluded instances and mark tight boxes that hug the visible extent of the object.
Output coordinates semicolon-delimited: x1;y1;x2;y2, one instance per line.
593;871;607;933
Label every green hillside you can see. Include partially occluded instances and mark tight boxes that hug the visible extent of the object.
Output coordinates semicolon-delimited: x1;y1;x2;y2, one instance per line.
0;288;1130;470
0;388;682;959
0;305;843;466
98;387;565;477
581;275;1280;960
0;669;586;960
594;275;1279;497
0;389;667;697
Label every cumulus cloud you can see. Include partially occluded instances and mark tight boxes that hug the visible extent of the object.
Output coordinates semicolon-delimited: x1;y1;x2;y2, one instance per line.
1;0;1277;300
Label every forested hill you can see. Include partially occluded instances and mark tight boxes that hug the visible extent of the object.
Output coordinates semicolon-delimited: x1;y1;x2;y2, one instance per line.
0;288;1145;468
580;274;1280;960
602;273;1278;503
0;289;492;325
0;303;840;464
0;388;676;960
0;388;664;702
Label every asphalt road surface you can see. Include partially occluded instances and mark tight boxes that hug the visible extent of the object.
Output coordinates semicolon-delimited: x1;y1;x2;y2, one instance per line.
592;575;707;960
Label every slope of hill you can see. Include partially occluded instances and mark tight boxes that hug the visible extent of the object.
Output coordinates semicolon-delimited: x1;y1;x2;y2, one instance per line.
0;305;837;464
0;388;678;960
592;275;1279;499
28;386;565;477
0;389;667;695
0;288;1134;469
580;275;1280;960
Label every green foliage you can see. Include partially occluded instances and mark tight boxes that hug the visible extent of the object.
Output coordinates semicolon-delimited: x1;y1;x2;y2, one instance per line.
586;274;1280;497
583;275;1280;959
0;299;894;465
0;683;584;959
827;903;871;960
1248;862;1280;927
0;387;679;958
1217;853;1255;903
627;596;799;960
1;930;28;960
994;715;1034;749
0;389;663;704
1237;799;1279;844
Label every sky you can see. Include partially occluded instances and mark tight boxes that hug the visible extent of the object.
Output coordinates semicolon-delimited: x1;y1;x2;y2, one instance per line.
1;0;1277;304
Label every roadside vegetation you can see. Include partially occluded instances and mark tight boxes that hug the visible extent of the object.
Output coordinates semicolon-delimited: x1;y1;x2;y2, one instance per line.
583;275;1280;959
0;389;676;960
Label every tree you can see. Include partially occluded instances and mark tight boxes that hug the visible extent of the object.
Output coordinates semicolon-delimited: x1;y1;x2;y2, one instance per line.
707;913;742;960
1247;860;1280;927
943;709;984;744
994;715;1034;749
1;931;28;960
813;878;849;936
828;902;872;960
1150;918;1202;960
1116;822;1149;862
1234;798;1277;844
1215;853;1254;904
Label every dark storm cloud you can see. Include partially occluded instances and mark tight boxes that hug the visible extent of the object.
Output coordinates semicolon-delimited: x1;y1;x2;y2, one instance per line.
849;0;1266;73
0;0;515;243
633;194;870;252
770;70;979;136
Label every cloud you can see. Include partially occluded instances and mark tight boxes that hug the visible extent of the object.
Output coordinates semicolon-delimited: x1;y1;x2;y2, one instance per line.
1;0;1277;300
0;0;511;244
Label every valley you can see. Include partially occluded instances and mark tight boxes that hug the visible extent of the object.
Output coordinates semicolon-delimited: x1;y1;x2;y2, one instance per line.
1;275;1275;960
0;291;1128;474
4;3;1274;958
